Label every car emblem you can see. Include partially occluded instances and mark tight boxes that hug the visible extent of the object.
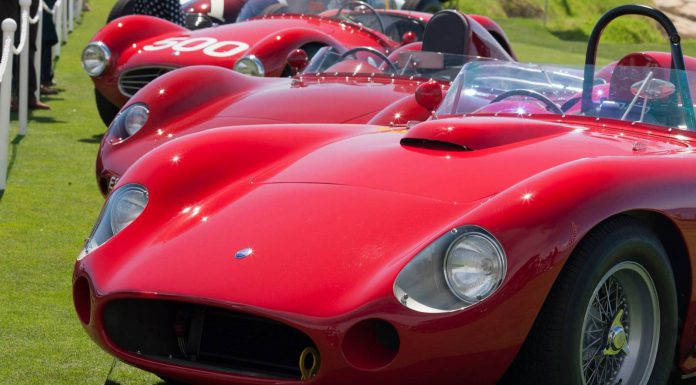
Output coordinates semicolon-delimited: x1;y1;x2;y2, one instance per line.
235;248;253;259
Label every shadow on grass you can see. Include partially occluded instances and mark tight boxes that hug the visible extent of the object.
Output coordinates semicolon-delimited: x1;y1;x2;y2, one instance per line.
7;134;25;178
550;27;588;42
79;133;104;144
30;115;68;124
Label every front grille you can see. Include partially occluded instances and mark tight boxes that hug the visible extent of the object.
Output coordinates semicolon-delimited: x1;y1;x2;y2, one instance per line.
103;299;318;379
118;67;174;97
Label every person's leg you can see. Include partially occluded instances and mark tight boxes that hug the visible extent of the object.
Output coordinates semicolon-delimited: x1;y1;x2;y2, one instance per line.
27;2;49;110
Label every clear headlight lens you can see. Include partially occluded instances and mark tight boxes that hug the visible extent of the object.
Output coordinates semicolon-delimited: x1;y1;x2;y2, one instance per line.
110;103;149;140
82;42;111;77
393;226;506;313
81;184;148;257
444;233;505;302
123;104;150;137
233;55;265;77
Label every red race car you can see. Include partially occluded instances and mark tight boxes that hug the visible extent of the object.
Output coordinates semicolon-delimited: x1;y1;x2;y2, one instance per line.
94;10;515;195
106;0;445;27
85;1;440;126
74;5;696;385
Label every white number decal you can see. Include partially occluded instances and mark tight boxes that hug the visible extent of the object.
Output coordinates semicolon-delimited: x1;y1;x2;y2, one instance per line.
203;41;249;58
142;37;249;58
142;37;188;51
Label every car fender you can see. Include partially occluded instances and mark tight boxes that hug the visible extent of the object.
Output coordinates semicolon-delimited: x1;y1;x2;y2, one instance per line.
367;93;431;125
451;154;696;364
92;15;187;60
469;15;516;59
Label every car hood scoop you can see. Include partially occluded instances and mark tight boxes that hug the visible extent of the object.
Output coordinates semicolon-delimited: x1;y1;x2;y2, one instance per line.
401;118;572;151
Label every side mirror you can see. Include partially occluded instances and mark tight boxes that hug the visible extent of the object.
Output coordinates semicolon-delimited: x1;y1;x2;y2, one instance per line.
287;49;309;75
415;81;443;112
401;31;417;45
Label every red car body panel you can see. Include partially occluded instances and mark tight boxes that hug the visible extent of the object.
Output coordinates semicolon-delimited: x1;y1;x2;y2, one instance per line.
95;67;441;194
75;114;696;384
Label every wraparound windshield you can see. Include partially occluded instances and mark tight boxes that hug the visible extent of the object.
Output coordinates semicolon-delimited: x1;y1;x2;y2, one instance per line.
436;59;696;131
304;47;503;82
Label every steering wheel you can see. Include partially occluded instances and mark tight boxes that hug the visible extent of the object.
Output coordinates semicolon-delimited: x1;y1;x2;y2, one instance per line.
490;89;564;114
335;1;386;35
339;47;398;73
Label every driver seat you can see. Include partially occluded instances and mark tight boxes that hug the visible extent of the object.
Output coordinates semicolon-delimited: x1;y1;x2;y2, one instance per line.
422;10;470;55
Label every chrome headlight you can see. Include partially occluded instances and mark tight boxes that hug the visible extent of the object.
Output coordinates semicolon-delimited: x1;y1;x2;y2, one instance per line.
110;103;150;139
81;184;148;257
82;42;111;77
393;226;506;313
233;55;265;77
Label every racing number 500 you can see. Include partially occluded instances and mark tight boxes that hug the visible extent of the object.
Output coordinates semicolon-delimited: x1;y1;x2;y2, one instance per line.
142;37;250;58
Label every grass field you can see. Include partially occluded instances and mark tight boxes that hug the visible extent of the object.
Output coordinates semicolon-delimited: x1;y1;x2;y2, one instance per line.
1;1;696;384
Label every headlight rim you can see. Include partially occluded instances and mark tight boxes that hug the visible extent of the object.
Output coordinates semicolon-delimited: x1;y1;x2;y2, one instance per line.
82;41;112;77
109;102;150;142
442;229;507;304
81;183;149;257
233;54;265;77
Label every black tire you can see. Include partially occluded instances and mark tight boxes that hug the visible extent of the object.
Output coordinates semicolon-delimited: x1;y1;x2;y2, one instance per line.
401;0;442;13
94;89;121;127
107;0;138;23
504;216;678;385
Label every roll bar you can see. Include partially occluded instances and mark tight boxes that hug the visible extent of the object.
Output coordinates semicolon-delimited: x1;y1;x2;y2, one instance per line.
580;4;696;130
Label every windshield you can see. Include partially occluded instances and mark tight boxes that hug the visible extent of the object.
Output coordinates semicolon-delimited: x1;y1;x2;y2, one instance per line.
436;59;696;131
304;46;502;82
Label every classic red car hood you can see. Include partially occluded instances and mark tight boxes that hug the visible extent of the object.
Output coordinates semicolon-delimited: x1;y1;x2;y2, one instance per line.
252;117;689;203
87;118;690;317
213;76;422;123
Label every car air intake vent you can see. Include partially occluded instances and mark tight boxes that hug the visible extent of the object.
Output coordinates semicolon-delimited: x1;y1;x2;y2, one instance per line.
400;137;471;151
103;299;319;380
119;67;174;97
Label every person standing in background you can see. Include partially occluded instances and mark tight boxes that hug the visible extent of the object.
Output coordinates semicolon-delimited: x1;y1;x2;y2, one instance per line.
132;0;186;26
40;0;60;95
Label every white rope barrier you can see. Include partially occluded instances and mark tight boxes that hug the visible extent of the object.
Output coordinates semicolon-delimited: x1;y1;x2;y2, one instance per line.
0;0;80;190
0;19;17;191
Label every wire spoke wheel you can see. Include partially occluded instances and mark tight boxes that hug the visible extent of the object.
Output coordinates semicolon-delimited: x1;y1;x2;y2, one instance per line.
580;261;660;385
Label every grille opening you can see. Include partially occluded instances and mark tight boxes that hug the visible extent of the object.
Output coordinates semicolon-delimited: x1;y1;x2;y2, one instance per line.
103;299;318;379
118;67;174;97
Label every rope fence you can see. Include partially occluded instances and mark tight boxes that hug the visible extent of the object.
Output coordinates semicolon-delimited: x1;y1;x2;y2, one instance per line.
0;0;80;191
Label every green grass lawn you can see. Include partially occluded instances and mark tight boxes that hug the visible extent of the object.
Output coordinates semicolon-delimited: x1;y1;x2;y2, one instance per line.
1;1;696;384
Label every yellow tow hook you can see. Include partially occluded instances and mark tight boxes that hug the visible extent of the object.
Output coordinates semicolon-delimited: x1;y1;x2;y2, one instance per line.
299;347;320;380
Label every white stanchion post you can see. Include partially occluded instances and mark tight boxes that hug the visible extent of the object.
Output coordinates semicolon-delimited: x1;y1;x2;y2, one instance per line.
0;19;17;191
18;0;31;137
34;4;42;101
76;0;83;22
54;0;61;57
61;0;67;42
68;0;73;31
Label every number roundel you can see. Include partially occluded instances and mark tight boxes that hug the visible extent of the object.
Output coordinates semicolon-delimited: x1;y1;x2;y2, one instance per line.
142;37;250;58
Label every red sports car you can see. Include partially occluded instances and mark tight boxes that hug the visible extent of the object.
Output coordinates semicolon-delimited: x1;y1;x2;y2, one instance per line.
94;10;515;195
85;1;438;125
107;0;445;26
74;5;696;385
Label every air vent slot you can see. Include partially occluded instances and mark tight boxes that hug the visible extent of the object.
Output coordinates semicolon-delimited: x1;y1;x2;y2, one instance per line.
400;137;471;151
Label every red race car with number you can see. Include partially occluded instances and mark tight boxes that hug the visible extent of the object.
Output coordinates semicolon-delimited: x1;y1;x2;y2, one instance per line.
84;1;445;126
106;0;445;27
74;5;696;385
94;10;515;195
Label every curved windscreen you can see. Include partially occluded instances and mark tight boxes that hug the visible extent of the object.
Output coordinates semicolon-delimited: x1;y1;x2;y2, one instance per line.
304;46;501;82
435;59;696;131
